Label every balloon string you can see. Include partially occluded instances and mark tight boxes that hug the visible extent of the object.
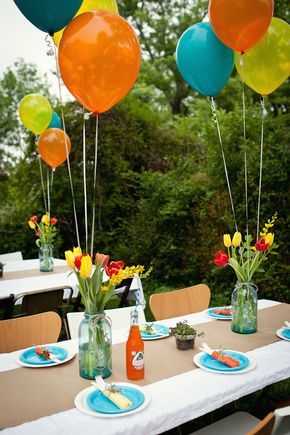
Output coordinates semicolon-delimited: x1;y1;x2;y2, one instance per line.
210;97;238;232
45;34;54;56
256;97;267;240
47;168;50;216
240;53;249;277
50;168;55;213
83;108;88;254
90;114;99;258
38;155;47;211
51;168;55;190
52;38;80;247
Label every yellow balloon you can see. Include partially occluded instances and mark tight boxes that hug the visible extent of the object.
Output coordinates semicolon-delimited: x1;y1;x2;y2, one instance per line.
235;17;290;96
19;94;52;135
53;0;119;46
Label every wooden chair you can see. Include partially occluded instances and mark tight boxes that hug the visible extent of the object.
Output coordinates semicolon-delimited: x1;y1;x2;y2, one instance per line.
149;284;211;320
0;294;15;320
247;412;275;435
191;406;290;435
13;287;73;339
73;278;134;311
0;311;62;353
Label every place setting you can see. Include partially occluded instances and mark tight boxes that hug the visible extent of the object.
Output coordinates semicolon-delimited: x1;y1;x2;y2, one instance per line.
203;306;232;320
193;343;256;375
75;376;150;418
139;323;169;340
276;321;290;342
17;345;76;368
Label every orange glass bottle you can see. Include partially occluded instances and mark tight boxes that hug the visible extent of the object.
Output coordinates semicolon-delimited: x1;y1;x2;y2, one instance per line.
126;310;144;380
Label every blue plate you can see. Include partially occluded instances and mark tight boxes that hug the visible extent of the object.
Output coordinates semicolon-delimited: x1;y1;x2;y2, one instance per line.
140;323;169;339
199;350;249;372
20;346;68;365
87;386;145;414
281;329;290;340
207;307;232;319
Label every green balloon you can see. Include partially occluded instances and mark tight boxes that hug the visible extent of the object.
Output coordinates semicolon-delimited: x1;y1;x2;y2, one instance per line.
19;94;52;135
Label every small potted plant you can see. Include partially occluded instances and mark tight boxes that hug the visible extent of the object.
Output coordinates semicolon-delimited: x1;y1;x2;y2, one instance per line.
170;321;204;350
0;262;5;278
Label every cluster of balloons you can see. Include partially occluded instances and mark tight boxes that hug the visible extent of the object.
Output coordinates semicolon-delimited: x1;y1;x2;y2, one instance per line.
13;0;141;114
176;0;290;97
18;94;71;170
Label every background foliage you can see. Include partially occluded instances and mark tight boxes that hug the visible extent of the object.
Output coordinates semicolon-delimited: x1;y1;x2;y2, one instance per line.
0;1;289;308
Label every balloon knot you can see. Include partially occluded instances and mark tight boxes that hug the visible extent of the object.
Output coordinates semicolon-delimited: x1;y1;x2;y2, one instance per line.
49;31;54;37
241;51;245;55
92;111;99;117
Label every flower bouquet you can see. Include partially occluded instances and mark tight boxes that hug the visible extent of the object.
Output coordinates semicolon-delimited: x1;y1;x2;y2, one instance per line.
213;213;278;333
65;248;150;379
28;212;58;272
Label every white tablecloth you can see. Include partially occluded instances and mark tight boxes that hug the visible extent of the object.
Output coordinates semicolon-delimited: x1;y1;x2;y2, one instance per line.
0;259;145;306
1;299;289;435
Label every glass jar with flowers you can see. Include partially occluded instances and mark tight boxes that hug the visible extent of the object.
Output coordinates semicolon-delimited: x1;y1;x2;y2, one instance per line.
213;213;278;334
28;213;58;272
65;248;150;379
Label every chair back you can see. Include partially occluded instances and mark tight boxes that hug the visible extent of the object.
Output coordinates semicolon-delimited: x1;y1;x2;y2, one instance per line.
0;311;61;353
106;305;146;330
149;284;211;320
247;412;275;435
272;406;290;435
14;287;73;316
73;278;134;311
0;294;14;320
67;305;146;339
0;251;23;262
116;278;134;308
20;289;64;316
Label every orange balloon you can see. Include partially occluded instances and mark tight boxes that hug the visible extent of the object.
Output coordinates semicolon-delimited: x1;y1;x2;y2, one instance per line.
38;128;71;169
209;0;274;52
58;11;141;113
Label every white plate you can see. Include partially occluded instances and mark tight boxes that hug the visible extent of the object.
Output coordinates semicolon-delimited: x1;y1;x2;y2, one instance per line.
203;307;232;320
75;383;150;418
276;328;290;342
16;347;76;368
193;350;256;375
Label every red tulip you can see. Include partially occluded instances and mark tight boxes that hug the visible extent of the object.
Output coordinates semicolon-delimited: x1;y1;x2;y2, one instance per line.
105;261;124;277
95;253;110;268
30;215;38;223
214;251;229;267
74;255;82;270
255;238;269;252
50;218;58;225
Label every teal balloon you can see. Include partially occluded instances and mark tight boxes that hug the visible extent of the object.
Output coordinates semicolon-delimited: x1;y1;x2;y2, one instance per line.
176;22;234;97
48;112;62;129
13;0;83;34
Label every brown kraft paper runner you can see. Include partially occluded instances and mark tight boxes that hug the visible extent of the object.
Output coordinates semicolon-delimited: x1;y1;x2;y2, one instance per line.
0;303;289;429
1;265;70;281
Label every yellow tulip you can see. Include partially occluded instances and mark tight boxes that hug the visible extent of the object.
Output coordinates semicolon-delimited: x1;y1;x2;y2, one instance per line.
73;247;82;257
232;232;242;247
80;255;92;279
41;213;50;225
265;233;274;246
223;234;231;248
28;220;36;229
65;250;75;269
